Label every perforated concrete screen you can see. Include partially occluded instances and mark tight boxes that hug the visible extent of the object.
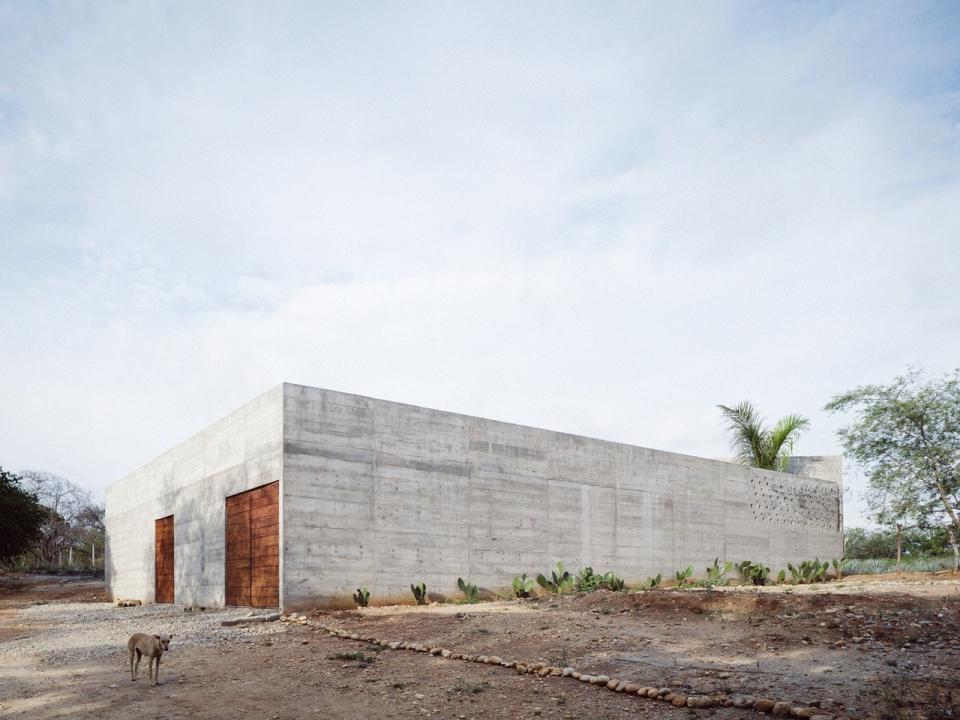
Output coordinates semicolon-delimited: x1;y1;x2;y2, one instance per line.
105;384;843;610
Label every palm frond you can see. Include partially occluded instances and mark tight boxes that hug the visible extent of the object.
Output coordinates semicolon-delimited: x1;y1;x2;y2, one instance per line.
769;413;811;471
718;401;767;467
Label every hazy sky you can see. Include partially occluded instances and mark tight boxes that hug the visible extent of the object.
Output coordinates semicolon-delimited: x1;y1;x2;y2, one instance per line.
2;2;958;526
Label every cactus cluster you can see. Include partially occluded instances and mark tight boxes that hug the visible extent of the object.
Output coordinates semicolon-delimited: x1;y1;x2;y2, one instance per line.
674;565;693;586
788;559;831;584
457;577;479;603
536;562;574;594
636;573;662;591
410;582;428;605
512;574;534;598
352;587;370;608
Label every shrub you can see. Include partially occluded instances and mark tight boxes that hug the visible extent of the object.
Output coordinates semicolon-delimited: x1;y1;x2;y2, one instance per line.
674;565;693;586
457;577;479;603
512;574;534;599
352;587;370;608
410;582;427;605
776;569;786;584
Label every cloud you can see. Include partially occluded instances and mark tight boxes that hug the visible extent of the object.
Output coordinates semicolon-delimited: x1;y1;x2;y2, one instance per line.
1;2;958;528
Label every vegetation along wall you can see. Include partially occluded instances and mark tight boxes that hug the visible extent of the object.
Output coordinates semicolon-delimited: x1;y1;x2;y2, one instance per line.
281;384;843;609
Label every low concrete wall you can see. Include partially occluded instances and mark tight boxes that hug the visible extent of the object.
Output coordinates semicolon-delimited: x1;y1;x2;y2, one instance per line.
104;386;283;606
282;385;843;609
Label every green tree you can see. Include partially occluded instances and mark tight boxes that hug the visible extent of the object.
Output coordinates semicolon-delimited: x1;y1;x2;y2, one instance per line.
0;467;46;565
825;368;960;568
717;401;810;471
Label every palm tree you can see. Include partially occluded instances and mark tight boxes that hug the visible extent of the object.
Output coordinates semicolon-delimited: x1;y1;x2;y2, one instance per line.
717;401;810;471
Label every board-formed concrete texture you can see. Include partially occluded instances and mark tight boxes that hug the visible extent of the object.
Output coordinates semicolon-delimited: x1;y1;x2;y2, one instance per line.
104;386;283;606
105;383;843;609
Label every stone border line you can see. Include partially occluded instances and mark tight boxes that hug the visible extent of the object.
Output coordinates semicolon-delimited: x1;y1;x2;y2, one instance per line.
281;613;835;720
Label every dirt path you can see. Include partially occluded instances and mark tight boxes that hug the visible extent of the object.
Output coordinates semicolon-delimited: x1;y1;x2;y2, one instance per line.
1;574;959;719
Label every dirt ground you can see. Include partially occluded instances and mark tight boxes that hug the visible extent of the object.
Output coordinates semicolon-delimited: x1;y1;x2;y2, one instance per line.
1;573;959;720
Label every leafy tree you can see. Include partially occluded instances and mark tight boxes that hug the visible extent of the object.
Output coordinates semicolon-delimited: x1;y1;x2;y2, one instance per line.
844;526;952;559
0;467;46;565
718;401;810;471
825;368;960;568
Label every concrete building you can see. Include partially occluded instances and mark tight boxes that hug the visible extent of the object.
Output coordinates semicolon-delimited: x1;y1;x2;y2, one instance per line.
104;383;844;609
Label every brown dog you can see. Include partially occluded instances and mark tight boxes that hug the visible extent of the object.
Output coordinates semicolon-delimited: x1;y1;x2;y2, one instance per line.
128;633;172;685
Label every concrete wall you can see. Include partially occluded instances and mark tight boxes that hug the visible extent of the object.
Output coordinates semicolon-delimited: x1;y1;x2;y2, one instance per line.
282;384;843;609
104;386;283;606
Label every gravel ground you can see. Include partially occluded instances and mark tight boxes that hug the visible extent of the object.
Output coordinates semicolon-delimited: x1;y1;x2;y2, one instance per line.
1;602;288;664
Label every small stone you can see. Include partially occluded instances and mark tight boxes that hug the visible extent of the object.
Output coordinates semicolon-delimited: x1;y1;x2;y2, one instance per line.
538;667;552;677
488;656;502;665
606;679;619;690
671;695;688;707
414;693;425;700
648;688;661;698
658;688;671;697
477;655;489;663
615;681;628;692
441;649;451;658
516;665;527;674
755;699;776;714
773;701;793;716
792;708;815;718
579;674;593;683
571;671;581;679
549;667;562;676
623;683;639;694
590;675;610;685
561;667;574;677
732;694;756;709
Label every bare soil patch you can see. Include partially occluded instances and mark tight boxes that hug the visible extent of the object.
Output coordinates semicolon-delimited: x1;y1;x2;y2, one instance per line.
1;574;958;719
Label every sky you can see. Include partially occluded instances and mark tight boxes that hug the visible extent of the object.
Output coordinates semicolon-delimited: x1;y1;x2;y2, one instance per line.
1;2;958;526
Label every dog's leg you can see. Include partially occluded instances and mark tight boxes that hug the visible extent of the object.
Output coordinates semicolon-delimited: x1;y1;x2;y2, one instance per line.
134;649;142;680
129;648;135;681
154;655;161;685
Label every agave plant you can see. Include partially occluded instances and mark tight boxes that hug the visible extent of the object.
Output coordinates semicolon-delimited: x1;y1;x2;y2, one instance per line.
674;565;693;586
457;577;479;603
636;573;662;591
718;401;810;471
410;582;428;605
512;574;535;599
352;587;370;608
536;562;574;594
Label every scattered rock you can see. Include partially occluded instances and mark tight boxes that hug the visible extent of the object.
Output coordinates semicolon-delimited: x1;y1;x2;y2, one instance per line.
773;701;793;716
731;694;756;709
755;699;776;713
